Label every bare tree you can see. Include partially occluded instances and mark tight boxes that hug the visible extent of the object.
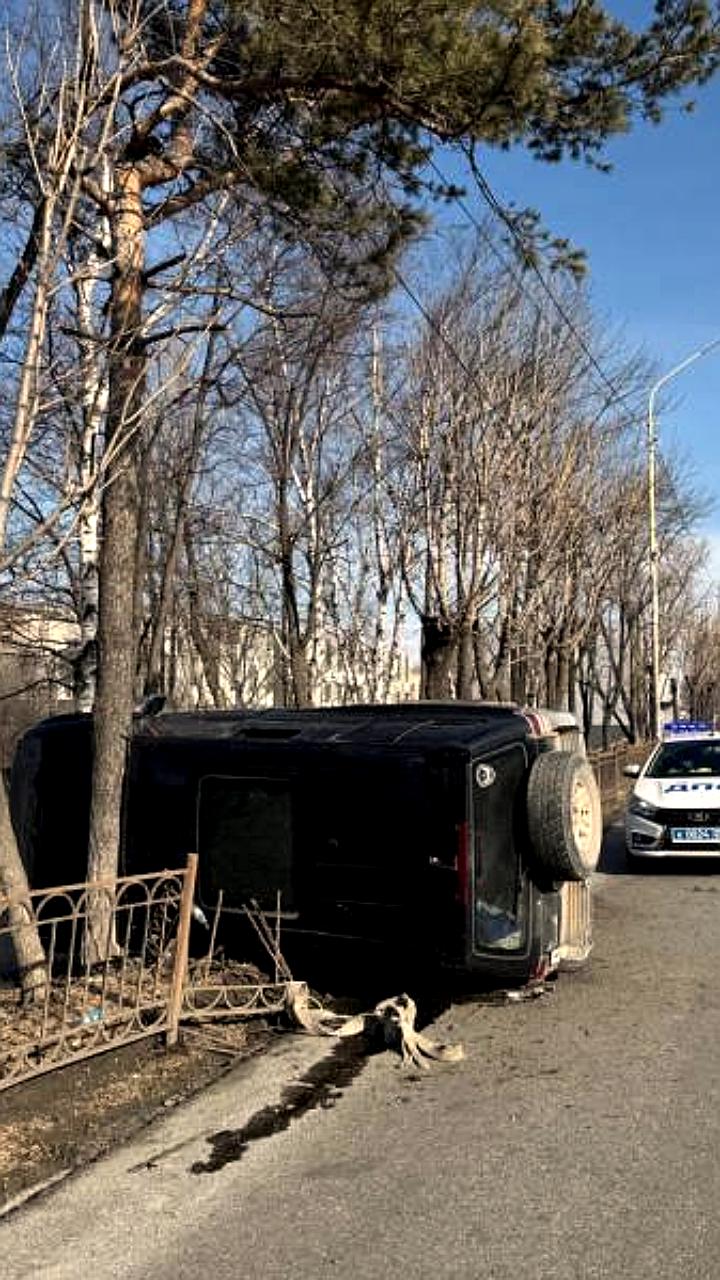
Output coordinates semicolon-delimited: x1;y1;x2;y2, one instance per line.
392;250;607;702
682;595;720;721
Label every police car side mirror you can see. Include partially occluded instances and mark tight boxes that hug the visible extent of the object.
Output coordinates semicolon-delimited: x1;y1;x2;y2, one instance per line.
623;763;641;778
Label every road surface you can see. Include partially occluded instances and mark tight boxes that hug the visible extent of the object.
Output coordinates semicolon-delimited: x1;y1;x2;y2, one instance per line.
3;822;720;1279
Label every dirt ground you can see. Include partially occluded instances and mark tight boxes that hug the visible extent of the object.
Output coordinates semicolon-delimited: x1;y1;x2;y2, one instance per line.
0;1019;275;1213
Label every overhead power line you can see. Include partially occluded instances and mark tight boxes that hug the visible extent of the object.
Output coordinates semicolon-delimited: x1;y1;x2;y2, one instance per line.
323;161;644;430
430;152;638;417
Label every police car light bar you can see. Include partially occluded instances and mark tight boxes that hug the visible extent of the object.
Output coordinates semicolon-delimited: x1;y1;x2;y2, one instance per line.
663;721;716;736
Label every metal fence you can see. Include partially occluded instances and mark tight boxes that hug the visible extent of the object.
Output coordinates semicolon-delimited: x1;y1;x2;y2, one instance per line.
0;856;299;1092
0;859;302;1093
0;857;199;1091
181;890;291;1026
589;740;650;817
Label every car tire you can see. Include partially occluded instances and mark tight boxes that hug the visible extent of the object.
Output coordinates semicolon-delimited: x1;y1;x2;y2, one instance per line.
526;751;602;882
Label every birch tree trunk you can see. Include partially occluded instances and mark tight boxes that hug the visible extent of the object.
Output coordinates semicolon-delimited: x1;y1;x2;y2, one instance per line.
0;200;56;1000
0;1;109;996
73;211;109;712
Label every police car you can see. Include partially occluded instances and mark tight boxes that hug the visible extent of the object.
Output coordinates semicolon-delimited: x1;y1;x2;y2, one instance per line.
625;722;720;863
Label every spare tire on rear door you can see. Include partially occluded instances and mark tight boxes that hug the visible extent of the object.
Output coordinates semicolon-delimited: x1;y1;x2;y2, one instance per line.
526;751;602;881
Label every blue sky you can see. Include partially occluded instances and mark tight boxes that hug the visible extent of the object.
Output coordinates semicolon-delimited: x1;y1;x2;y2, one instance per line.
438;50;720;579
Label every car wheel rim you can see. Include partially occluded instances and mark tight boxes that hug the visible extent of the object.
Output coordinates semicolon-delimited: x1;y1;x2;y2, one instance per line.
571;777;595;860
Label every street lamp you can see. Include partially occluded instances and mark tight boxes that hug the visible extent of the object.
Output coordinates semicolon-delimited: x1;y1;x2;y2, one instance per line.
647;335;720;739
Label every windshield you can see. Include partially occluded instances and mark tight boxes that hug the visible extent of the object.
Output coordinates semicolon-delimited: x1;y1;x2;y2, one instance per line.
647;740;720;779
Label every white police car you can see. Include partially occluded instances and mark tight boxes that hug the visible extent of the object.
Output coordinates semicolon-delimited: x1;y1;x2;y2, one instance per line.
625;722;720;863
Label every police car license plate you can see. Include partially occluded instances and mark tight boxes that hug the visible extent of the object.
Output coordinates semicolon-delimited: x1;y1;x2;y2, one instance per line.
670;827;720;844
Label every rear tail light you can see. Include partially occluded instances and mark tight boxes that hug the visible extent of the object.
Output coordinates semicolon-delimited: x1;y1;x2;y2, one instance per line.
520;709;553;737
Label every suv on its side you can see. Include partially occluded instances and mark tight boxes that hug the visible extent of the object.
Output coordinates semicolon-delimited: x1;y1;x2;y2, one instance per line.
11;702;603;984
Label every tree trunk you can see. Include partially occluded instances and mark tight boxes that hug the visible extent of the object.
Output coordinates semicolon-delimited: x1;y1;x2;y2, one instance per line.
556;649;569;711
421;615;456;699
145;512;182;697
510;639;526;704
184;521;225;706
566;648;577;716
86;166;145;964
282;587;312;708
73;242;108;713
0;200;56;994
456;620;477;700
478;611;511;701
544;644;558;709
277;474;312;708
629;614;644;743
133;445;151;700
0;777;47;1003
145;329;216;698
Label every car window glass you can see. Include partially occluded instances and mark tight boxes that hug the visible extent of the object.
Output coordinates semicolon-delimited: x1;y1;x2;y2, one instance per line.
197;775;293;908
647;741;720;778
472;746;526;952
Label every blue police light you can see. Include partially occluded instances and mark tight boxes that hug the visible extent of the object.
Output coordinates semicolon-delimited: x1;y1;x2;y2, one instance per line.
663;721;715;736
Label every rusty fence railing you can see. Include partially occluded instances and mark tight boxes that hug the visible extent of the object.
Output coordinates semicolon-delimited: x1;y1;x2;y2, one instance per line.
588;740;650;818
0;857;295;1093
180;888;291;1026
0;857;198;1091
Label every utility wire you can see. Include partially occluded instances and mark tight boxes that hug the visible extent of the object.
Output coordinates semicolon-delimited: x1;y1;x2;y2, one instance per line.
323;162;644;431
390;242;642;436
388;262;484;390
430;152;640;418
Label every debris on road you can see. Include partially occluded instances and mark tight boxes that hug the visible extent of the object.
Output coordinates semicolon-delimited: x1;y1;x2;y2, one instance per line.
286;983;464;1069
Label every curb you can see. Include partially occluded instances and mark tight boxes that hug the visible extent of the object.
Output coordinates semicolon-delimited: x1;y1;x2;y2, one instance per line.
0;1169;72;1220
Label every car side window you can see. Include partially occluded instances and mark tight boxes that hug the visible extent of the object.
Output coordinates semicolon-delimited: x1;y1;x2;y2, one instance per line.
196;775;294;909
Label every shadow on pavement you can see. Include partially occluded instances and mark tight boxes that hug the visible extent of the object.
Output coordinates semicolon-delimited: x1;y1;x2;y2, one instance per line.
598;822;630;875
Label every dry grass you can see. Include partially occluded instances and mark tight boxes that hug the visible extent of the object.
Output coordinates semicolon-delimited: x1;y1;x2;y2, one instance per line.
0;1117;56;1178
0;1022;273;1209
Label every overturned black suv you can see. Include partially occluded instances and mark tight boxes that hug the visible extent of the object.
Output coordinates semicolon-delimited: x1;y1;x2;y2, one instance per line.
10;702;602;985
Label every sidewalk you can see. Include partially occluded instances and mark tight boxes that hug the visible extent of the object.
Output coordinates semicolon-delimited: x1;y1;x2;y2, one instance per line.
0;1027;341;1241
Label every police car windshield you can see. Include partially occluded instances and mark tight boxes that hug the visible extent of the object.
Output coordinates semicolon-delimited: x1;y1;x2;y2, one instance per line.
647;740;720;778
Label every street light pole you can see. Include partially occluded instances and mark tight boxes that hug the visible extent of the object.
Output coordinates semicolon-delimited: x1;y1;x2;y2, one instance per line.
647;335;720;739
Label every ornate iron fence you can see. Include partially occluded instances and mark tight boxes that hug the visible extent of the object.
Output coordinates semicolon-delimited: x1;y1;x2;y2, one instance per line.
181;892;292;1025
0;857;198;1091
0;859;300;1093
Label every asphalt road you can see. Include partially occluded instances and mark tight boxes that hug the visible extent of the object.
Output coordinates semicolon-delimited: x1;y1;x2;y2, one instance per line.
3;822;720;1279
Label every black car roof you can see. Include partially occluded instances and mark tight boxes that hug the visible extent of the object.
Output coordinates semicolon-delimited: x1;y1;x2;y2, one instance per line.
23;701;533;753
143;702;531;749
